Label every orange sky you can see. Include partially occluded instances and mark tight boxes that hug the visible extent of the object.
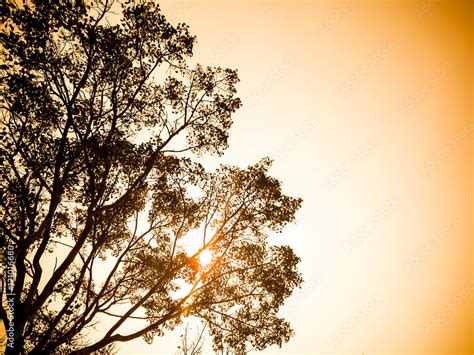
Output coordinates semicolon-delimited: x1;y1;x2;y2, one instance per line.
117;0;472;353
1;1;471;354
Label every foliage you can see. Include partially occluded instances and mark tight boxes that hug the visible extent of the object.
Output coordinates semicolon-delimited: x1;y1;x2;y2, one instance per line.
0;0;303;353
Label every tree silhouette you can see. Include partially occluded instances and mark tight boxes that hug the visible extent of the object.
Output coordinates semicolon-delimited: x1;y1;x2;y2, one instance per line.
0;1;303;353
176;323;206;355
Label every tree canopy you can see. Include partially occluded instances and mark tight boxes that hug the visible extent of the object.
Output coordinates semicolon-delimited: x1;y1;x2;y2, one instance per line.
0;1;303;353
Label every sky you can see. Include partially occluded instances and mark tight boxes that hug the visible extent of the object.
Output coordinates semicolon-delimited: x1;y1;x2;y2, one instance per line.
2;0;471;354
116;0;473;353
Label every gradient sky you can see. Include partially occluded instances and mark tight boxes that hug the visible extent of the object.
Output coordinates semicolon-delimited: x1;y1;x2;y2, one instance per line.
116;1;473;353
2;1;471;354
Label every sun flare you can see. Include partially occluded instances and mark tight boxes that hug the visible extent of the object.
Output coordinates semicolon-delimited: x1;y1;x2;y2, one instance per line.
199;249;213;267
180;226;216;268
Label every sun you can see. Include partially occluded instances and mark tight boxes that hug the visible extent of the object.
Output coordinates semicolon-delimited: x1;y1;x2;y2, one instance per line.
179;225;216;268
199;249;213;267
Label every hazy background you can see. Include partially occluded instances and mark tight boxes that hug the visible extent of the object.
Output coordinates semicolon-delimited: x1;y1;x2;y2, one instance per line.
116;1;474;353
2;0;468;353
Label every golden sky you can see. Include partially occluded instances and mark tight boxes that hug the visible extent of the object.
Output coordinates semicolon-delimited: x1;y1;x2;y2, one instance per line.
1;1;471;354
116;0;472;353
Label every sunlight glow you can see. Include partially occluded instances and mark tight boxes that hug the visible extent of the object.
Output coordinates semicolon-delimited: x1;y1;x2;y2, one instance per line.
180;224;217;269
199;249;213;267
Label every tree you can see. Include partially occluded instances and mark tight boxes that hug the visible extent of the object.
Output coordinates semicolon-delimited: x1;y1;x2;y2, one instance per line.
176;323;206;355
0;0;303;353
